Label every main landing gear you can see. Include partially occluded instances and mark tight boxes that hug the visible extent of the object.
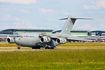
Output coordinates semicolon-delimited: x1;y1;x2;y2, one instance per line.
32;47;40;49
45;47;54;49
45;46;54;49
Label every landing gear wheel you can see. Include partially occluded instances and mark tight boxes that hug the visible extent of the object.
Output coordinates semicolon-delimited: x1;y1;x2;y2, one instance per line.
45;47;49;49
17;47;21;49
45;46;54;49
32;47;40;49
50;47;54;49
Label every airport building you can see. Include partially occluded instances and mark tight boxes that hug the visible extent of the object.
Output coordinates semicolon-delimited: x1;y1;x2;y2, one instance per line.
90;31;105;41
0;29;105;37
53;30;105;42
53;30;90;36
0;29;105;42
90;30;105;36
0;29;53;35
0;29;53;41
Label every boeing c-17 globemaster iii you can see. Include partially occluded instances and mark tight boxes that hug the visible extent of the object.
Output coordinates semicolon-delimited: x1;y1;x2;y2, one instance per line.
7;16;92;49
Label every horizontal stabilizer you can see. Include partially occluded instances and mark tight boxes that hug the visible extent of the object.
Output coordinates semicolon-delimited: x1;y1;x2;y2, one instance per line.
60;18;93;20
71;18;93;20
59;18;68;20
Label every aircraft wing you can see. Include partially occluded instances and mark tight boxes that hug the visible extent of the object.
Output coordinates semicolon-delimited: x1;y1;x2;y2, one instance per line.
67;37;92;41
39;33;93;42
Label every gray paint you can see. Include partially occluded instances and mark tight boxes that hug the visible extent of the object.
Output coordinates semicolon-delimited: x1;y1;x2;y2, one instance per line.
61;16;76;34
10;15;93;49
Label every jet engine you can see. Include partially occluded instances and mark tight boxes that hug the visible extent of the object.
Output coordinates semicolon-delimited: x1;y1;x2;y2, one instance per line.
7;37;15;43
56;38;67;44
40;36;51;43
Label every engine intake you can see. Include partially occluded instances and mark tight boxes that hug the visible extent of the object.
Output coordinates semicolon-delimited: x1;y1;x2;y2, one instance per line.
7;37;15;43
40;36;51;43
56;38;67;44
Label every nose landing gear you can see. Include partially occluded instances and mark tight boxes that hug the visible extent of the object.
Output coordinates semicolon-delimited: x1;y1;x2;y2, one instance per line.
17;47;21;49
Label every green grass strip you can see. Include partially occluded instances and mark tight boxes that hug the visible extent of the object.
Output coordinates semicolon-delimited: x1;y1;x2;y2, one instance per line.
0;49;105;70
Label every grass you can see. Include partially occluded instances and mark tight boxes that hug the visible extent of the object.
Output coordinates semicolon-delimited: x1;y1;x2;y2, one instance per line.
0;43;105;69
0;42;105;49
0;43;18;47
0;49;105;70
61;43;105;46
1;42;105;47
57;43;105;49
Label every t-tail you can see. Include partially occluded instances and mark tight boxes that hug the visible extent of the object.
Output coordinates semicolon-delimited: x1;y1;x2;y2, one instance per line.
60;15;92;34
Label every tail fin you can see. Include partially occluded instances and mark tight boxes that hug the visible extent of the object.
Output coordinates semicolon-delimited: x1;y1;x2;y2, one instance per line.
60;15;92;34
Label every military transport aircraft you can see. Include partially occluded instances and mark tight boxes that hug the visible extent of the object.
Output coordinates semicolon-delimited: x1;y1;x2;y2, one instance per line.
7;16;92;49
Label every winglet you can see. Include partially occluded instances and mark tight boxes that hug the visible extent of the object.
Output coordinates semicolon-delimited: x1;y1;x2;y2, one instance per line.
60;18;93;20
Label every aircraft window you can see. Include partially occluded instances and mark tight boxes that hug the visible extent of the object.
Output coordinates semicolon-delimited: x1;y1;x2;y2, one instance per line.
30;36;34;37
26;36;28;37
22;36;34;37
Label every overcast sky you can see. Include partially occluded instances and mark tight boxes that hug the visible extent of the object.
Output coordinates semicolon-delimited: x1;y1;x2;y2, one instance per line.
0;0;105;31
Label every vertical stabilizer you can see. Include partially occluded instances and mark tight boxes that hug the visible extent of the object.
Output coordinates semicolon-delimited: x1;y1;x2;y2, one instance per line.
60;16;92;34
61;16;76;34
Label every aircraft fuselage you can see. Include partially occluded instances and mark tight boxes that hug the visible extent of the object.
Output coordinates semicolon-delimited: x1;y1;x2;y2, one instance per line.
15;34;40;47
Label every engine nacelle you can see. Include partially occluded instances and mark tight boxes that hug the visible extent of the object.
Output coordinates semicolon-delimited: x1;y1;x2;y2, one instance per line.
7;37;15;43
56;38;67;44
40;36;51;43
